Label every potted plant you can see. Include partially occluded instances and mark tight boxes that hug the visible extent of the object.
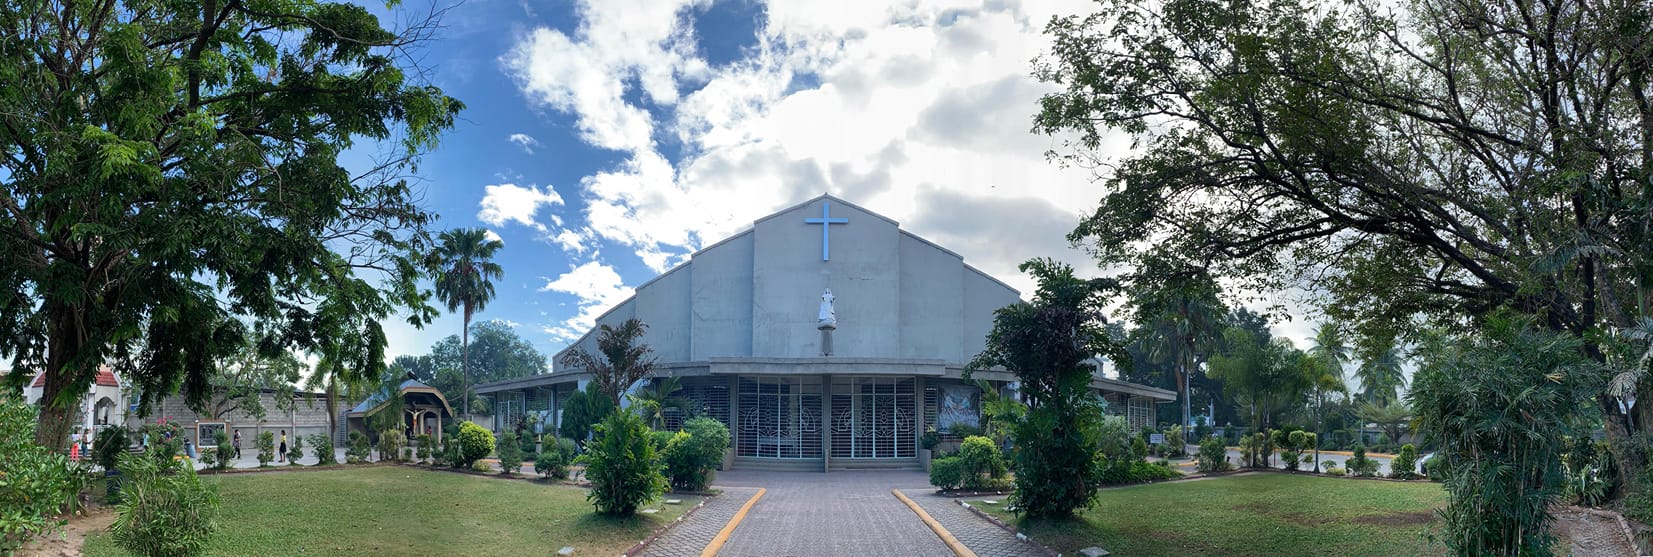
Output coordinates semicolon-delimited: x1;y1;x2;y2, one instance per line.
920;427;940;471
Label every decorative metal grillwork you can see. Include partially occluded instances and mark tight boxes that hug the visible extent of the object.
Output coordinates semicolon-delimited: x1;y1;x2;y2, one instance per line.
735;377;822;459
829;377;916;459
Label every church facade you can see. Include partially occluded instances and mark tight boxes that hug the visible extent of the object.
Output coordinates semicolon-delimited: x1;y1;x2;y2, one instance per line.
476;194;1174;471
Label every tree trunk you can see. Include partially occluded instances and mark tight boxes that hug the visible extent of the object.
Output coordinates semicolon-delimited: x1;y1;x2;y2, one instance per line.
35;306;83;451
326;378;338;442
462;305;472;422
1602;394;1638;500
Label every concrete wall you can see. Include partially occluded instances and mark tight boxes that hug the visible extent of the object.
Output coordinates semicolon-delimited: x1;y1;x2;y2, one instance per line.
136;392;337;446
553;195;1021;368
691;232;754;360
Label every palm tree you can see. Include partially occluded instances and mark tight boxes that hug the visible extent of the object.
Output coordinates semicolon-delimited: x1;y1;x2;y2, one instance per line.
1306;322;1351;469
975;380;1025;444
305;355;373;445
1355;339;1407;406
1134;286;1225;429
1357;400;1413;447
629;376;686;429
428;228;505;421
560;318;658;406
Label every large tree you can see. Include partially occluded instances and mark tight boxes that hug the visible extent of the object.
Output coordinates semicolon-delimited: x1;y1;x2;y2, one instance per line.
1124;261;1227;429
0;0;460;448
1035;0;1652;475
428;228;504;420
967;258;1128;518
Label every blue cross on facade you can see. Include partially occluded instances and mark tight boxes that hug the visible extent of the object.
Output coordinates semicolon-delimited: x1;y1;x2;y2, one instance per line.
804;201;849;261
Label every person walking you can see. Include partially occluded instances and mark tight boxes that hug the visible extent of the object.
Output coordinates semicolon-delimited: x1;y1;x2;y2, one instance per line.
69;430;81;462
278;430;288;463
233;430;243;460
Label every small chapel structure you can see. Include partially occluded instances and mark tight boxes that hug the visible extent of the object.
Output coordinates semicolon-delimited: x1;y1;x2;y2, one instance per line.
475;194;1174;471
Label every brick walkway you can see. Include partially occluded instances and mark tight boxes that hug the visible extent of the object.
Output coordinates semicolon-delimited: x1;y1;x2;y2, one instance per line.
711;470;953;557
903;491;1050;557
639;487;761;557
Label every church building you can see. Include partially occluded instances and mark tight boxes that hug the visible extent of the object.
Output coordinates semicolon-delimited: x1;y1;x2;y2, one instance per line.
476;194;1174;471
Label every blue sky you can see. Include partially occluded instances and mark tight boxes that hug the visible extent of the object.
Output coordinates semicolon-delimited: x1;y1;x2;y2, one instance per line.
361;0;1324;366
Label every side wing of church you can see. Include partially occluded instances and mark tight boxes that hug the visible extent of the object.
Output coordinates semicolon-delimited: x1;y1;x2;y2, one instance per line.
477;194;1174;470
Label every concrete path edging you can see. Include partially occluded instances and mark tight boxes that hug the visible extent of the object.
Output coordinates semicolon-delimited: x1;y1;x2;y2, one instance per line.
701;488;765;557
894;489;977;557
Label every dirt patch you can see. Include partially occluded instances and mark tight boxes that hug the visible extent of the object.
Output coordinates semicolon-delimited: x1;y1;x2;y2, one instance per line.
17;506;115;557
1352;511;1435;527
1553;508;1636;557
1229;502;1318;527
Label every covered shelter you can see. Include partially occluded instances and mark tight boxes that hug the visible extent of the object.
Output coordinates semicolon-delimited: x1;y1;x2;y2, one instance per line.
346;379;455;444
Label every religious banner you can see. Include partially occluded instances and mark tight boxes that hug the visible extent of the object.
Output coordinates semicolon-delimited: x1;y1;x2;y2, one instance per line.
938;383;980;432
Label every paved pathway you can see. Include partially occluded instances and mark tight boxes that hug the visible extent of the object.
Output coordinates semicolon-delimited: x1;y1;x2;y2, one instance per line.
639;487;761;557
711;470;951;557
904;491;1048;557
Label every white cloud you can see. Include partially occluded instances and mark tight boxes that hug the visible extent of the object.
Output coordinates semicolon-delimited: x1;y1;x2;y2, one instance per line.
508;133;542;154
476;183;564;232
539;261;635;342
483;228;505;246
502;0;1145;297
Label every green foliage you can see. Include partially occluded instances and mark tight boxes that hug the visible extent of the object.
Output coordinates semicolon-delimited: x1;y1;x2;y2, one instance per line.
929;457;966;490
93;426;129;471
422;321;548;412
442;438;464;469
428;230;508;418
309;433;336;466
966;259;1125;518
1196;436;1232;473
538;436;578;480
346;431;372;464
1388;444;1420;480
650;429;677;453
958;436;1010;491
1561;440;1612;508
1411;316;1601;556
1274;429;1314;472
456;422;495;468
1163;425;1186;458
496;432;523;475
921;428;941;450
1095;416;1132;460
1098;456;1183;485
583;411;666;516
560;382;617;444
1130;437;1149;461
213;432;234;471
0;396;87;553
255;432;275;467
0;0;463;449
416;434;433;463
287;435;305;466
1325;465;1347;477
1345;445;1380;477
559;319;660;406
1238;433;1272;468
661;417;731;491
143;423;185;468
1208;330;1312;429
111;452;219;557
376;429;406;463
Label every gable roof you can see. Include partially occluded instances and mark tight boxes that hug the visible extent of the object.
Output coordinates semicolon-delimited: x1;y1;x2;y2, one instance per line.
31;366;120;388
348;379;454;418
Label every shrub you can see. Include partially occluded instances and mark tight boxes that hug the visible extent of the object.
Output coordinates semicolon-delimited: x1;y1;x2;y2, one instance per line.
1096;415;1132;460
111;452;219;557
560;383;616;445
584;411;667;515
1130;437;1148;461
1238;432;1271;468
346;431;372;463
416;434;433;463
144;423;185;467
255;431;275;467
1325;465;1347;476
456;422;495;468
471;460;493;473
958;436;1009;491
309;433;336;465
921;428;940;451
929;457;965;490
1388;444;1421;480
1164;425;1186;458
375;429;406;463
650;429;677;453
93;426;129;471
1346;444;1380;477
662;417;730;491
1196;436;1232;473
1422;454;1443;482
286;434;305;465
497;431;524;474
443;437;464;468
539;436;578;480
0;396;87;554
519;428;538;459
1098;455;1184;485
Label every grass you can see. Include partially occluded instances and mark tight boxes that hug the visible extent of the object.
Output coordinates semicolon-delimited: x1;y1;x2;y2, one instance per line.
83;465;702;556
979;472;1447;557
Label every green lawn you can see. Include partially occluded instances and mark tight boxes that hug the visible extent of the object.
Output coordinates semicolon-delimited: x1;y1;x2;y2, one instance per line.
980;473;1447;557
83;466;703;556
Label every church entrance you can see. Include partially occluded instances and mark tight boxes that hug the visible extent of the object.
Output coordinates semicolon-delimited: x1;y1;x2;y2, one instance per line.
735;376;823;459
830;377;917;460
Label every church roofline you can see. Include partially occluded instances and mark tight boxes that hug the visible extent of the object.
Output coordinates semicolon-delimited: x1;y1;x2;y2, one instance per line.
753;192;900;228
962;262;1021;297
